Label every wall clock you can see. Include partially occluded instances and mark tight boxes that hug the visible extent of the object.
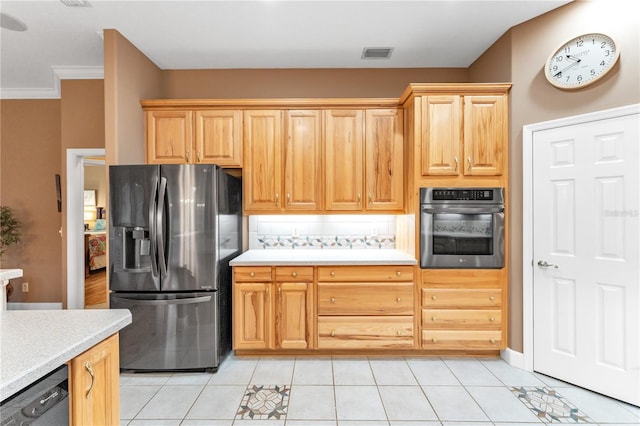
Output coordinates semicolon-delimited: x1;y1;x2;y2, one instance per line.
544;33;620;90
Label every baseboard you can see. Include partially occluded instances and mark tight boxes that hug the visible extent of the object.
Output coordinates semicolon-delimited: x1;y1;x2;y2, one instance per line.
7;302;63;310
501;347;526;370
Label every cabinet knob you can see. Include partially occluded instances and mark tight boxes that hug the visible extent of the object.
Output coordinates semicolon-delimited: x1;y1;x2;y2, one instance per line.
396;330;401;336
396;297;401;303
396;271;401;277
330;297;336;304
431;316;437;321
489;296;495;301
250;272;255;278
330;271;335;277
331;330;336;337
431;295;437;301
490;338;496;344
432;338;438;343
489;317;496;322
292;271;297;277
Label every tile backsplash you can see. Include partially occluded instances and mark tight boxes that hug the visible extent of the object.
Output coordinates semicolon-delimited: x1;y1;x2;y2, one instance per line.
248;215;397;249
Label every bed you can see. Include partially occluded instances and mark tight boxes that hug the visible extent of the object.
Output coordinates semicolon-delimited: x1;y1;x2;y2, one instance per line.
85;232;107;277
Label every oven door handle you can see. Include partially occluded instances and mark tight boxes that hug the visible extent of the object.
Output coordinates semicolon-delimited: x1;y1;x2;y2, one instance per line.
422;206;504;214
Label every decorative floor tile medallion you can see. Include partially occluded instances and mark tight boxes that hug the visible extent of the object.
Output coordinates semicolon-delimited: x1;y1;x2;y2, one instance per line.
236;385;290;420
511;386;592;423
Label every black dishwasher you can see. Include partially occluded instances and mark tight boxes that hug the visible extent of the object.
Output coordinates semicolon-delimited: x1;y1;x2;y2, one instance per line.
0;365;69;426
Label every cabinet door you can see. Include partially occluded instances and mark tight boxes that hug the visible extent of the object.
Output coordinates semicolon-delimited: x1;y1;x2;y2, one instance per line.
233;282;273;349
243;110;283;212
69;333;120;426
276;282;313;349
284;110;323;211
146;110;193;164
421;96;462;176
325;109;364;211
195;110;242;167
463;95;506;176
365;109;404;210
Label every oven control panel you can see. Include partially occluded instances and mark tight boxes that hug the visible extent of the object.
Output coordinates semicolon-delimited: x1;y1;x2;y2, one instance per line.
432;189;494;201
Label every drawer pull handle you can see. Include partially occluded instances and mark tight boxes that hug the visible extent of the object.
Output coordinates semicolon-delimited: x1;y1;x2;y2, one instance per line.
396;330;401;336
489;296;495;301
396;297;401;303
330;271;335;277
292;271;297;277
330;297;336;304
250;272;255;278
396;271;401;277
431;295;437;301
331;330;335;337
490;338;496;344
432;338;437;343
489;317;496;322
85;362;95;399
431;316;437;321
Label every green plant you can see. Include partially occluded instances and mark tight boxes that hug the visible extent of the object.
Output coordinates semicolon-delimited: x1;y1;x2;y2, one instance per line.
0;206;21;258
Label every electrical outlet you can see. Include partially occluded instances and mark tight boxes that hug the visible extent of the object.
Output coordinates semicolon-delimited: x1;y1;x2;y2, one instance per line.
22;282;29;292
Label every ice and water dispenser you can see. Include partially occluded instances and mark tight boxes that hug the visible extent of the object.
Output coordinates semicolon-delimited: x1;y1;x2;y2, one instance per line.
112;226;152;273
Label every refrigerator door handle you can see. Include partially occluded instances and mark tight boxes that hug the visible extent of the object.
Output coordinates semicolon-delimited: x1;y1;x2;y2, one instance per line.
111;295;212;305
157;176;168;278
149;175;159;277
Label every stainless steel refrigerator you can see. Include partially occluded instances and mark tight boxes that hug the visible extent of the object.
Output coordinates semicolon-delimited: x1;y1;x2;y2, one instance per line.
108;164;242;371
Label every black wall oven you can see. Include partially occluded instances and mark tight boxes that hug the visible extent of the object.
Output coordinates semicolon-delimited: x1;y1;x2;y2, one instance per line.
420;187;505;269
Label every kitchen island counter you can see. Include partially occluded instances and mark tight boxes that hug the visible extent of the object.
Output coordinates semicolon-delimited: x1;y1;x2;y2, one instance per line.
230;249;417;266
0;309;131;400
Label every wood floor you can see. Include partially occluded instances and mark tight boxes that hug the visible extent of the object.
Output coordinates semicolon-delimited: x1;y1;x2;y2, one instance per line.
85;269;107;308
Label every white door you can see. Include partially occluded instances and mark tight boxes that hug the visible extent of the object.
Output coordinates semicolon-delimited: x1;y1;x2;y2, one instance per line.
532;112;639;406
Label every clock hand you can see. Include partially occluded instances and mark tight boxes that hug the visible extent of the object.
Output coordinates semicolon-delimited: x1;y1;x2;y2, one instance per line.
566;54;582;63
553;58;581;78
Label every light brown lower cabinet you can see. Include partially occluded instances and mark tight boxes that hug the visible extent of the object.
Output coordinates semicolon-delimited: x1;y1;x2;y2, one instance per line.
68;333;120;426
233;266;314;350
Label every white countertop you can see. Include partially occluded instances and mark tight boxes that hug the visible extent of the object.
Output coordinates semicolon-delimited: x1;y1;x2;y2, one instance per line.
0;269;23;284
0;309;131;400
230;249;417;266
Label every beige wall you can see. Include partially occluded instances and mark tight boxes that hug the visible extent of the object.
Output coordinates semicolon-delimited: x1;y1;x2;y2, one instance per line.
104;29;165;166
0;99;62;303
164;68;469;99
470;0;640;351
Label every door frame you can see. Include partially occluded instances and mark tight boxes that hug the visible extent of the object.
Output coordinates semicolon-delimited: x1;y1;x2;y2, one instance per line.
522;103;640;371
66;148;106;309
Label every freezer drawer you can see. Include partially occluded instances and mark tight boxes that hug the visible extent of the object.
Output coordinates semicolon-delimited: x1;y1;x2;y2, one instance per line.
110;292;222;371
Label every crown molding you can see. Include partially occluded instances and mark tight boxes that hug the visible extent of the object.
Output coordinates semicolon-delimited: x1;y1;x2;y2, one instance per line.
0;66;104;99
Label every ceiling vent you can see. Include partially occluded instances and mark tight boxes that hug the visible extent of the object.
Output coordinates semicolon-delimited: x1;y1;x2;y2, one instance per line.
361;47;394;60
60;0;92;7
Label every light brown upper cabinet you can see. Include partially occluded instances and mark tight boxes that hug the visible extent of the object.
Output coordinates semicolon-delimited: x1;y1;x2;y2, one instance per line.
325;108;404;212
421;95;506;177
145;109;242;167
243;110;323;214
243;110;283;212
325;109;365;211
284;110;323;211
145;110;193;164
194;110;243;167
365;109;404;211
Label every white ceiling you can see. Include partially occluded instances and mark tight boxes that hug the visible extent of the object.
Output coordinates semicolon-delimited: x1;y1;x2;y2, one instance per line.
0;0;571;99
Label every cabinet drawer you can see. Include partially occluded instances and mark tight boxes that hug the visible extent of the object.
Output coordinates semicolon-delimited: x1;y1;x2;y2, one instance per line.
318;266;414;282
234;266;272;282
275;266;313;282
422;330;502;350
318;316;413;349
318;283;413;315
422;309;502;328
422;289;501;308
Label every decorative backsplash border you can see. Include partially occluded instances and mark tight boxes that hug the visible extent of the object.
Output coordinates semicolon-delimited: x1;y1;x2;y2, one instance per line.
257;235;395;249
248;215;397;250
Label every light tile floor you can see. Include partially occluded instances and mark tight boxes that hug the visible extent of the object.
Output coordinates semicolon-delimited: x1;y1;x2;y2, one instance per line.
120;356;640;425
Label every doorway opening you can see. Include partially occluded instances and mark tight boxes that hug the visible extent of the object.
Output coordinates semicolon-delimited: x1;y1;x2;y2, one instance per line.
65;148;105;309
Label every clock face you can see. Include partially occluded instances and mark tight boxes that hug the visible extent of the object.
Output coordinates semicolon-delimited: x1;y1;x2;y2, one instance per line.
544;33;620;89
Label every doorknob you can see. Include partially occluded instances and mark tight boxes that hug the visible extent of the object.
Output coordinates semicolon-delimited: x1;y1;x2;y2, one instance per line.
537;260;559;269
